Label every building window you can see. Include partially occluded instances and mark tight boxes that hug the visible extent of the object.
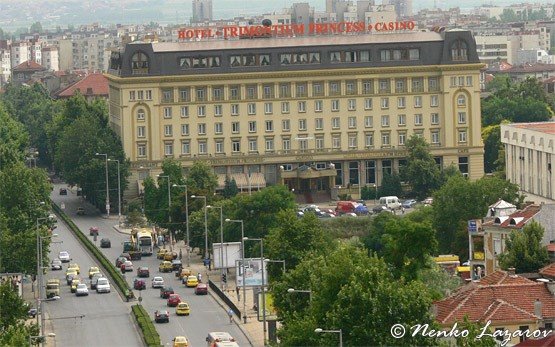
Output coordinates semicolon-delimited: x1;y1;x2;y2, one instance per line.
348;134;357;149
164;143;173;156
365;133;374;148
282;138;291;151
381;133;390;146
162;89;173;102
137;126;146;138
399;132;406;146
248;103;256;115
458;112;467;124
181;124;189;136
249;139;258;152
379;79;390;93
231;104;239;116
215;141;224;154
281;102;290;114
232;122;240;133
214;122;223;134
232;140;241;153
458;156;469;174
198;141;207;154
458;130;467;143
381;115;390;127
364;98;373;110
265;138;274;151
348;117;356;129
412;77;423;92
196;87;206;102
298;101;307;113
129;91;135;100
395;79;406;93
315;100;323;112
431;130;440;144
348;99;356;111
145;90;152;100
457;95;466;106
197;105;206;117
248;121;257;133
179;88;190;102
181;141;190;154
362;80;373;94
346;81;357;95
365;160;376;184
264;102;273;115
137;109;145;120
398;114;406;126
331;100;340;111
397;97;406;108
163;107;172;119
230;86;240;100
428;77;439;92
296;83;307;97
131;52;149;74
313;82;324;97
364;116;373;128
213;87;223;101
332;135;341;149
451;40;468;61
414;96;422;108
198;123;206;135
414;114;423;126
298;137;309;150
164;124;173;136
315;118;324;130
137;144;146;157
214;105;222;116
430;95;439;107
180;106;189;118
431;113;439;125
265;120;274;132
282;120;290;131
329;81;341;95
246;85;257;99
263;85;274;98
381;98;389;109
299;119;307;131
279;83;291;98
332;117;340;129
466;76;473;86
316;136;324;150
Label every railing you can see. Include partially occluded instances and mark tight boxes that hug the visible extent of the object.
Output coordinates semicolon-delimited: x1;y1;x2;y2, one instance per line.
208;280;242;319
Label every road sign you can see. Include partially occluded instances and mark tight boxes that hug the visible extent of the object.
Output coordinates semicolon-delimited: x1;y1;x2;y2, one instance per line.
467;220;477;233
60;202;65;210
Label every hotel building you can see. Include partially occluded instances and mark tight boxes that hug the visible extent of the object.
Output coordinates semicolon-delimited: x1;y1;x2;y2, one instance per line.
106;28;484;199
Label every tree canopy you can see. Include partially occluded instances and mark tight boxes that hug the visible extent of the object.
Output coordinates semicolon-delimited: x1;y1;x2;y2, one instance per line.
402;135;442;200
498;220;550;273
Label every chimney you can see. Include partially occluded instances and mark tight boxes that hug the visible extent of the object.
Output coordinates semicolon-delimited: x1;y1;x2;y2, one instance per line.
534;299;543;319
508;267;516;276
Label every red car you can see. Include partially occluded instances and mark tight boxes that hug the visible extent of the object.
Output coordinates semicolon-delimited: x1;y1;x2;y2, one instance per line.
137;267;150;278
167;294;181;307
89;226;99;236
133;278;146;290
195;283;208;295
160;286;174;299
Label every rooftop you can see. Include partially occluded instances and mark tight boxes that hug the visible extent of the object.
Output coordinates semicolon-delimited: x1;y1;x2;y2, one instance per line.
57;73;109;98
12;60;45;72
508;122;555;136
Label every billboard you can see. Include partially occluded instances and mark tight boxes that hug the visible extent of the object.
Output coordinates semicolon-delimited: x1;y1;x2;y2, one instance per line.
257;291;278;321
212;242;242;270
236;258;267;287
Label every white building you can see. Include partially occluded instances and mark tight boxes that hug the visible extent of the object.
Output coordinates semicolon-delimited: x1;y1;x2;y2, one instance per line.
0;49;10;86
10;42;30;67
41;46;59;71
501;122;555;202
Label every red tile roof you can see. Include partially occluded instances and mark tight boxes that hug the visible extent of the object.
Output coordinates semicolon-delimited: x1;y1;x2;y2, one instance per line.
483;204;542;228
539;263;555;279
435;270;555;325
515;334;555;347
57;73;109;98
12;60;45;72
512;122;555;136
547;244;555;252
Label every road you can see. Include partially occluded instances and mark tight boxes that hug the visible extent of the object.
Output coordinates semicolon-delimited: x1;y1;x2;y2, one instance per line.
51;183;251;346
44;199;143;347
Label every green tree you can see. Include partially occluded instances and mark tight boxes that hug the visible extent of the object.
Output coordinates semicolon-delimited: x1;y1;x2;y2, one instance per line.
498;220;550;273
0;281;39;345
402;135;442;200
485;75;512;95
379;172;403;197
499;8;519;22
455;317;498;347
29;21;43;34
418;261;462;300
184;161;218;197
0;103;29;169
222;176;238;198
482;124;501;174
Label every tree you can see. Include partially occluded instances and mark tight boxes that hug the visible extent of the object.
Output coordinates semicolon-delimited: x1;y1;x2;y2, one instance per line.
402;135;442;200
418;261;462;300
222;176;238;198
29;21;43;34
0;103;28;169
184;161;218;197
498;221;550;273
0;281;38;345
455;317;497;347
379;172;402;198
482;124;501;174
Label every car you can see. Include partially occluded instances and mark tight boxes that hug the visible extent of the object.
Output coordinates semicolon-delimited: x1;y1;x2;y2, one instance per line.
65;269;78;284
171;259;182;271
100;238;111;248
154;310;170;323
195;283;208;295
59;188;67;195
70;279;81;293
129;251;142;261
89;226;99;236
172;336;189;347
372;205;392;214
164;251;178;261
28;308;37;318
59;251;70;263
355;199;367;206
115;256;127;268
167;294;181;307
134;278;146;290
121;260;133;272
88;266;100;279
76;207;85;215
159;261;173;273
137;267;150;278
175;302;190;316
96;278;111;293
402;199;418;209
424;197;434;206
157;249;169;260
91;273;103;290
185;275;198;288
46;279;60;298
152;276;164;288
75;283;89;296
177;268;192;280
160;286;174;299
120;253;131;260
68;263;80;274
51;259;62;271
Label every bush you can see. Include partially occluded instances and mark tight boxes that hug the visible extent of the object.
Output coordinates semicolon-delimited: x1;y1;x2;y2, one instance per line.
132;305;161;347
361;186;378;200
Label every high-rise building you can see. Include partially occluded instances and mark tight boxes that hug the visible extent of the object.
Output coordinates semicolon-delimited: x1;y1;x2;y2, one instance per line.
384;0;412;18
192;0;213;23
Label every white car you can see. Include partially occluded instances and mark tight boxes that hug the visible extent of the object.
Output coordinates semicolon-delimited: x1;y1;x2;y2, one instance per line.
152;276;164;288
122;260;133;272
59;251;70;263
96;278;111;293
75;283;89;296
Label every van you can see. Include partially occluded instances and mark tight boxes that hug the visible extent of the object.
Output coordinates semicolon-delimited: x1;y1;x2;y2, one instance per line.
46;279;60;298
379;196;401;210
206;332;235;347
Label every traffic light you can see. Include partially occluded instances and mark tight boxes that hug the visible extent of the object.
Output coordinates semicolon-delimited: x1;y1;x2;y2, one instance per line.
222;273;227;283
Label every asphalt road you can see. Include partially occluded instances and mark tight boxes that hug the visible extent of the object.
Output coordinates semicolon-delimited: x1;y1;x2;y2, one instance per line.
44;198;143;347
51;183;251;346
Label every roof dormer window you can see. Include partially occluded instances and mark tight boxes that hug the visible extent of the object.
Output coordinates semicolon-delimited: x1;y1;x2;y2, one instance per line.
451;40;468;62
131;52;149;75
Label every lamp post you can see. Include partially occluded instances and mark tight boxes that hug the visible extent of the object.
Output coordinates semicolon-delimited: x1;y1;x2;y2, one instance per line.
95;153;110;217
35;217;48;335
158;175;172;249
108;159;121;226
172;184;190;267
244;237;266;340
287;287;312;301
373;183;377;204
314;328;343;347
225;218;246;323
192;195;208;267
207;205;225;290
29;333;56;347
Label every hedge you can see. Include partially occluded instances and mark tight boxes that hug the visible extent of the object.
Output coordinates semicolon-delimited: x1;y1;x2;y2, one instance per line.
51;201;133;300
132;304;162;347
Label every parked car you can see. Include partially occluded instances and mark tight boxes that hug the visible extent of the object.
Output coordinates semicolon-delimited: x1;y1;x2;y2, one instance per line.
76;207;85;215
134;278;146;290
100;238;111;248
167;294;181;307
160;286;174;299
59;188;67;195
152;276;164;288
154;310;170;323
372;205;392;214
51;259;62;270
121;261;133;272
423;197;434;206
75;283;89;296
402;199;418;209
58;251;70;263
195;283;208;295
96;278;111;293
137;267;150;278
175;303;190;316
89;226;99;236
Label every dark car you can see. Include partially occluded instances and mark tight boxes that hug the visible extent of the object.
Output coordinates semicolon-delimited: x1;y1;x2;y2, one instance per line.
154;310;170;323
59;188;67;195
133;278;146;290
137;267;150;278
195;283;208;295
402;199;417;209
91;273;103;290
372;205;392;214
160;286;174;299
171;259;182;271
100;238;111;248
115;256;127;268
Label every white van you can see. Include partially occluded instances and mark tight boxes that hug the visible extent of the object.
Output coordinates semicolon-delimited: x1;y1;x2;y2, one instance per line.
379;196;401;210
206;332;236;347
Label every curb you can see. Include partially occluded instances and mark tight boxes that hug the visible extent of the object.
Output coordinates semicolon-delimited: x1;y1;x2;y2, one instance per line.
113;225;132;235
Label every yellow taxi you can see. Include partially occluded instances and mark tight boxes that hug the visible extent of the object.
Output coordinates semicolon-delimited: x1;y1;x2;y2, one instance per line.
159;261;173;273
88;266;100;279
157;248;169;260
70;278;81;293
172;336;189;347
185;275;198;288
176;302;190;316
177;268;192;280
68;263;80;274
164;251;177;261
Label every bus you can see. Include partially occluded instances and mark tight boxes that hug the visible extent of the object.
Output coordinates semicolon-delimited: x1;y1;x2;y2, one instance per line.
132;228;154;255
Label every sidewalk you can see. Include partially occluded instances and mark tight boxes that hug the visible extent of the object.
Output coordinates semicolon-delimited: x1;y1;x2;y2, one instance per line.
113;225;266;346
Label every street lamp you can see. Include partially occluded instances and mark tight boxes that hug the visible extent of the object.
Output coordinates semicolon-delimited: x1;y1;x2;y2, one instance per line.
29;333;55;347
373;183;377;204
95;153;110;217
314;328;343;347
36;220;57;340
191;195;208;267
172;184;190;267
207;205;225;290
108;159;121;226
158;175;172;250
225;218;247;323
243;237;266;339
287;287;312;301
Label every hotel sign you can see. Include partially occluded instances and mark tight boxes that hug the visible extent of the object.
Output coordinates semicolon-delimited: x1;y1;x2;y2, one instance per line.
178;21;416;40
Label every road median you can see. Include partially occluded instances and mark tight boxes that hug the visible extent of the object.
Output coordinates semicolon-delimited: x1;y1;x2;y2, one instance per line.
131;304;162;347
